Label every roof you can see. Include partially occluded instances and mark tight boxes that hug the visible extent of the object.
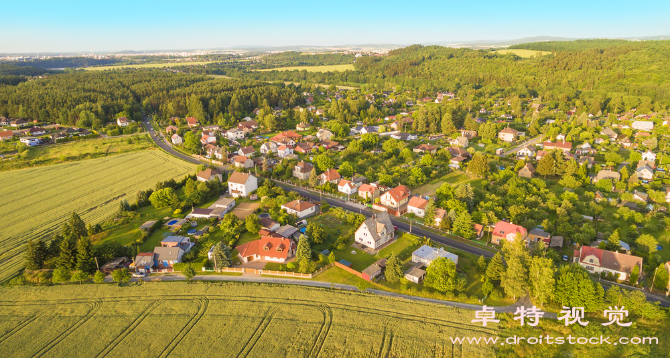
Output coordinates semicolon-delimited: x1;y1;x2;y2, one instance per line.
153;246;184;261
191;208;214;216
358;184;377;193
384;185;410;202
259;217;280;229
360;212;394;244
529;228;550;238
405;266;426;278
412;245;458;263
161;236;189;244
197;168;219;180
595;170;621;181
577;246;642;276
408;196;429;210
543;141;572;149
499;127;519;135
214;197;235;207
134;253;154;267
275;225;299;238
0;130;14;138
236;236;296;260
282;200;317;212
492;221;527;239
228;171;253;185
473;223;483;236
270;130;302;142
294;161;313;173
320;168;341;181
338;179;356;190
234;155;250;164
414;144;437;151
186;117;198;124
239;146;255;154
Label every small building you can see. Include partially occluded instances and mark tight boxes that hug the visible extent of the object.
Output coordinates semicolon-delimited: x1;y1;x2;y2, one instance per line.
260;217;281;232
631;121;654;131
316;128;333;141
361;258;387;281
527;228;551;245
593;170;621;183
228;172;258;198
413;144;438;154
491;221;528;245
379;185;411;215
132;253;154;274
100;257;128;274
543;141;572;153
404;266;426;284
337;179;359;195
117;117;129;127
171;134;183;145
197;168;223;183
358;184;380;200
319;168;341;185
233;155;254;169
281;200;318;218
293;161;314;180
226;128;246;140
573;246;642;283
518;163;535;179
407;196;429;218
498;127;520;142
153;247;185;269
238;146;256;158
19;137;41;146
412;245;458;266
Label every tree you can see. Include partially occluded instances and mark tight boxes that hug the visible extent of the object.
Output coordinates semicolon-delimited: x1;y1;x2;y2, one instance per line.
76;237;96;274
314;154;334;172
536;154;555;177
385;253;403;283
441;110;456;134
111;268;131;284
299;258;317;274
93;271;106;284
328;251;336;264
628;264;640;285
654;264;669;290
608;229;621;250
500;236;528;300
308;168;319;187
554;264;603;312
477;255;488;272
339;161;354;178
70;270;88;284
296;235;312;263
149;188;178;209
183;264;196;280
636;234;658;255
245;214;261;233
183;131;201;152
212;242;232;269
56;234;77;270
481;279;494;296
528;256;555;307
24;239;46;270
420;154;433;166
68;212;88;240
467;152;489;177
452;211;475;239
424;257;458;293
52;267;71;285
423;199;437;226
485;252;504;284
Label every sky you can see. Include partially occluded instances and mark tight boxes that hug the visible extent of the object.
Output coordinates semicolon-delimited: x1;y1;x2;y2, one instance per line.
2;0;670;53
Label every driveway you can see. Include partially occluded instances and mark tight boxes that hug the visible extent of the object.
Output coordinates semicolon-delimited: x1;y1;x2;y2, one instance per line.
500;135;543;157
232;202;261;219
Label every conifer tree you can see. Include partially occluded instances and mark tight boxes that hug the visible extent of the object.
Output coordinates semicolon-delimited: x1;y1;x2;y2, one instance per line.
385;253;403;283
76;237;96;273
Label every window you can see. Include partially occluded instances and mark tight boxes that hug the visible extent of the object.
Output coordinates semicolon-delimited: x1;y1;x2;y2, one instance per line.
589;258;593;263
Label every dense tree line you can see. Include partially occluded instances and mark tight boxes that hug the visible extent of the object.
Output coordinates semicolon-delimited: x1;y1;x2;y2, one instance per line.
250;51;355;68
509;39;635;52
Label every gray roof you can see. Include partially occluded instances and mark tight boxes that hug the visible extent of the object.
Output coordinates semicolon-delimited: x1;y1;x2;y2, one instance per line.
153;246;184;261
134;254;154;268
412;245;458;264
404;266;426;278
161;236;189;244
361;212;394;244
275;225;299;238
529;228;550;238
214;197;235;208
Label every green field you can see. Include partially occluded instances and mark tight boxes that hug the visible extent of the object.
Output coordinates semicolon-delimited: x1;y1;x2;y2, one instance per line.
255;64;355;72
82;61;214;71
495;49;552;58
0;150;195;282
0;282;496;357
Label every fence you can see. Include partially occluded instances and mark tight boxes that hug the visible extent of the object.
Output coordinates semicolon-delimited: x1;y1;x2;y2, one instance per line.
334;262;365;280
205;263;333;278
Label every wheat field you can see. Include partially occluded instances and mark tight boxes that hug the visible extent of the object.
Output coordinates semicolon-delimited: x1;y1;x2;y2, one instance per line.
0;150;195;282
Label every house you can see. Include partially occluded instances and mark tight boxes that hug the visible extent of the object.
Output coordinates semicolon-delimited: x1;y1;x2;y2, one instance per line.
498;127;520;142
275;225;301;239
233;155;254;169
354;212;395;250
527;228;551;245
316;128;333;141
473;223;484;239
260;141;278;154
296;122;310;131
226;128;246;140
555;133;566;141
153;246;185;269
228;172;258;198
516;145;536;158
500;114;514;120
601;128;618;140
260;217;281;232
618;135;633;148
238;120;259;132
293;161;314;180
641;150;656;162
186;117;198;127
358;184;380;200
211;197;236;217
518;163;535;179
236;236;296;263
631;121;654;131
449;136;469;148
479;108;488;114
449;156;467;169
633;190;649;202
413;144;438;154
133;253;154;274
277;145;294;158
0;131;15;141
407;196;429;218
270;130;302;145
19;137;40;146
338;179;359;195
390;132;418;141
636;165;654;180
160;236;193;252
200;134;217;145
362;258;387;281
447;147;470;158
379;185;411;214
549;236;564;249
578;156;596;168
573;246;643;282
294;142;315;153
238;146;256;157
171;134;183;145
361;126;378;134
595;190;606;202
543;141;572;152
491;221;528;245
404;266;426;284
460;130;478;138
434;208;447;227
412;245;458;266
319;168;341;185
10;119;27;127
281;200;318;218
101;257;129;274
28;127;45;136
197;168;223;183
117;117;129;127
593;170;621;183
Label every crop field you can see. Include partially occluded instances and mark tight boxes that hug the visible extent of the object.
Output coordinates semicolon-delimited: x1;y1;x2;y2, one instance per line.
0;150;195;282
82;61;214;71
254;64;355;72
0;282;497;357
494;49;552;58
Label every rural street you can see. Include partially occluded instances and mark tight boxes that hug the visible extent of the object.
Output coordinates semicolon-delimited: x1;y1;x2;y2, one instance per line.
143;118;209;166
499;135;543;157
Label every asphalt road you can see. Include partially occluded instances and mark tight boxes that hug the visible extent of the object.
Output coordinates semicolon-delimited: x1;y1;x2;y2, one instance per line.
500;135;543;157
276;182;496;258
143;118;209;166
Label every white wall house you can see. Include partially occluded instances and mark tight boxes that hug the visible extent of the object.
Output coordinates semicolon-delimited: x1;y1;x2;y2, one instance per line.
281;200;318;218
226;128;246;140
354;213;394;250
227;172;258;198
407;196;429;218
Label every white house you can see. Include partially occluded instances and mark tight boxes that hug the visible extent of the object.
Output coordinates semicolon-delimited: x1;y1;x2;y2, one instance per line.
227;172;258;198
260;141;278;154
19;137;41;146
354;212;395;250
226;128;246;140
631;121;654;131
233;155;254;169
277;145;294;158
281;200;318;218
238;146;255;157
196;168;223;183
171;134;183;145
573;246;642;283
407;196;429;218
412;245;459;266
117;117;129;127
516;145;536;158
316;128;333;141
641;150;656;162
319;169;341;185
636;165;654;180
337;179;359;195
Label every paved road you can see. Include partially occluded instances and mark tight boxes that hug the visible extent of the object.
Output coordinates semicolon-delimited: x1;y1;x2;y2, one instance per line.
275;182;496;258
499;135;543;157
142;118;210;166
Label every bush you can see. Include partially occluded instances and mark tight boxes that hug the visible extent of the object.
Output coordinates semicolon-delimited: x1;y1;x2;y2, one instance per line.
490;289;503;301
458;293;467;300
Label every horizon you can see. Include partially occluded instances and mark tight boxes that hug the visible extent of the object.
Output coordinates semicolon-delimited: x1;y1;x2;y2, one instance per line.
3;0;670;53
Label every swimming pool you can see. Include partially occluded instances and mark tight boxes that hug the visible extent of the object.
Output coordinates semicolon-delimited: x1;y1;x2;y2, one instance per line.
167;219;179;226
259;213;270;218
187;229;197;235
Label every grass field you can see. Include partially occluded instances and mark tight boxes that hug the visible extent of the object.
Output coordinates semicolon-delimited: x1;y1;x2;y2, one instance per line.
495;49;552;58
413;172;474;196
82;61;214;71
0;282;497;357
254;64;355;72
0;134;156;172
0;150;195;282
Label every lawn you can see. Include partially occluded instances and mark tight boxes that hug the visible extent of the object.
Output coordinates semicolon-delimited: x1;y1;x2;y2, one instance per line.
254;64;355;72
0;134;156;172
82;60;214;71
307;212;356;252
413;172;474;196
495;49;552;58
0;150;195;282
0;282;499;357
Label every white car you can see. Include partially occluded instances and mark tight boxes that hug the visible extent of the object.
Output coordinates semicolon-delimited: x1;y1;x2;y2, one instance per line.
132;272;146;278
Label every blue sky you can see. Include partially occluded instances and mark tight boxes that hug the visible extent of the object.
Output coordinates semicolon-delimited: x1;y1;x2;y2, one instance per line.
2;0;670;53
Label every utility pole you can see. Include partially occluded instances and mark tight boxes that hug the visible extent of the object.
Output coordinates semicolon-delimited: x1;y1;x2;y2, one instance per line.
409;220;412;234
94;257;100;271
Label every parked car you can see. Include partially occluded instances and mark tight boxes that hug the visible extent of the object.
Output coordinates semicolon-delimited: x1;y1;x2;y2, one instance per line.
132;272;146;278
562;255;569;261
